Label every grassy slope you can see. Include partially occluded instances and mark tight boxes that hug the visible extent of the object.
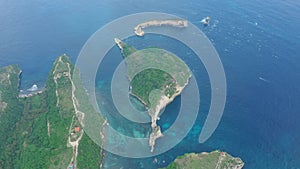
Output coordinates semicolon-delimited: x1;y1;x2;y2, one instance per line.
73;67;105;169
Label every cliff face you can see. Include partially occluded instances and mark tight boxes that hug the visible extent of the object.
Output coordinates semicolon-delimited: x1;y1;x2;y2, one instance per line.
0;55;103;169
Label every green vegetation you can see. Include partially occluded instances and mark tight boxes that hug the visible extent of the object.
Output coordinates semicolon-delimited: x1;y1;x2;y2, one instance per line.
0;55;104;169
0;65;23;168
131;69;176;105
119;41;137;57
125;48;191;86
162;150;244;169
73;67;105;168
117;39;192;152
77;133;102;169
72;68;105;142
118;41;191;108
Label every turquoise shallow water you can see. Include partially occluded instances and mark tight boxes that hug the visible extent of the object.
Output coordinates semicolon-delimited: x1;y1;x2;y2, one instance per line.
1;0;300;168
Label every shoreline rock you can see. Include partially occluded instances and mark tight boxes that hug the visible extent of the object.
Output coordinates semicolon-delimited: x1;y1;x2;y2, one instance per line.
149;81;190;152
27;84;38;92
134;19;188;36
18;88;45;98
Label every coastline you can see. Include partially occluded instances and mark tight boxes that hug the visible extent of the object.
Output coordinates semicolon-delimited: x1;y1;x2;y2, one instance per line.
100;119;108;168
128;76;192;153
114;38;123;50
129;91;149;108
17;69;46;98
163;150;244;169
18;89;45;98
148;74;191;152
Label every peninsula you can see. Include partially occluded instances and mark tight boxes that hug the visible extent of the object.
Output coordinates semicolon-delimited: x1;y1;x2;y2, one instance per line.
115;38;191;152
134;19;188;36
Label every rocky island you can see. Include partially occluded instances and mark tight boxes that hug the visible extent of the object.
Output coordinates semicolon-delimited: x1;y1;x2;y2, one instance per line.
162;150;244;169
134;19;188;36
115;38;191;152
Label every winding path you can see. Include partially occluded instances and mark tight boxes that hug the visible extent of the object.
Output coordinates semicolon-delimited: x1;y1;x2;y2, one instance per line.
52;57;85;169
66;62;85;168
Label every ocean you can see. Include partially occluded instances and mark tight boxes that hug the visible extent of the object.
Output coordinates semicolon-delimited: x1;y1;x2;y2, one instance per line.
0;0;299;168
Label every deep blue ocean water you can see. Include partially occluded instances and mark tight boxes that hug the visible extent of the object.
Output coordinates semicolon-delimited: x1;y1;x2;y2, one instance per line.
1;0;300;168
